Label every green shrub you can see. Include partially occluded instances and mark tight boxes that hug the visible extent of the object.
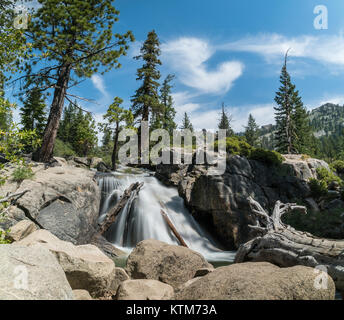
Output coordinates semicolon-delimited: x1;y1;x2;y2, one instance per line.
316;167;342;186
53;138;76;158
331;160;344;174
0;229;11;244
249;148;284;166
11;166;34;183
309;178;328;198
215;137;253;157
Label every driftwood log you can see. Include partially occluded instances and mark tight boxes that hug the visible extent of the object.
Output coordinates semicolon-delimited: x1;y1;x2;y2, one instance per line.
98;182;144;235
235;197;344;293
160;209;188;248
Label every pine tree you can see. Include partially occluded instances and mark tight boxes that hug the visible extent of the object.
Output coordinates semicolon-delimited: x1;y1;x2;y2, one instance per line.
292;91;313;154
159;74;177;134
20;88;47;137
180;112;194;132
58;101;77;143
74;111;98;157
103;97;133;170
131;30;162;124
274;52;298;154
218;103;233;136
23;0;134;162
244;114;259;147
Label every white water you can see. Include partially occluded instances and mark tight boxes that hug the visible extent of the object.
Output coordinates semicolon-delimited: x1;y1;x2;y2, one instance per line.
97;167;236;262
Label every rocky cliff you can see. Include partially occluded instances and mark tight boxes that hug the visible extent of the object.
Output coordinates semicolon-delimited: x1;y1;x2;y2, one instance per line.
156;154;329;249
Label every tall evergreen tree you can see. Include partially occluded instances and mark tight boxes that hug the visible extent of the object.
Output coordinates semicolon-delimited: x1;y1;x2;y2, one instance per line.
22;0;134;162
159;74;177;134
218;103;233;136
274;52;298;154
292;92;313;154
20;88;47;136
244;114;259;147
180;112;194;132
274;52;312;154
131;30;162;124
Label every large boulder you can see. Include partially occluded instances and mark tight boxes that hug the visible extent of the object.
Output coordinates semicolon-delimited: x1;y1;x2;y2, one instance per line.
116;280;174;300
0;244;74;300
175;262;335;300
16;229;117;298
0;163;100;245
126;240;212;289
157;154;330;249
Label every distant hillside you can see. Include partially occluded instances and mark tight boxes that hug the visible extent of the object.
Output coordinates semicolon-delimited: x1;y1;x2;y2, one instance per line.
257;103;344;151
309;103;344;138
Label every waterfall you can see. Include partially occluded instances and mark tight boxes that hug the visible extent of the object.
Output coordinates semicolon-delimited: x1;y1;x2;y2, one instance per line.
96;167;236;262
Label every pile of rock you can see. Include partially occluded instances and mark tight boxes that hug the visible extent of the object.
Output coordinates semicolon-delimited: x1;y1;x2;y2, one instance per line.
0;226;336;300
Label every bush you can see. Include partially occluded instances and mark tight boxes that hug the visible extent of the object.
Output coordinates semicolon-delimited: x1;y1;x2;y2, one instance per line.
53;138;76;158
309;178;328;198
249;148;284;166
215;137;253;157
316;167;342;186
11;166;34;183
0;229;11;244
331;160;344;174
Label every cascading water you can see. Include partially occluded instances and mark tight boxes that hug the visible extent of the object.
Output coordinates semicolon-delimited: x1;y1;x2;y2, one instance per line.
97;167;236;262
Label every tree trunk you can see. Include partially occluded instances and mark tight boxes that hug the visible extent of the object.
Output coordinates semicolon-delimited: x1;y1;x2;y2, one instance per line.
235;197;344;293
111;122;120;171
35;64;71;162
160;209;188;248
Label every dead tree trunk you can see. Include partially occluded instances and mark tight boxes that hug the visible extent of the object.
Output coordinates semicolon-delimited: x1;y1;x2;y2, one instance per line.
160;209;188;248
235;197;344;293
98;182;144;235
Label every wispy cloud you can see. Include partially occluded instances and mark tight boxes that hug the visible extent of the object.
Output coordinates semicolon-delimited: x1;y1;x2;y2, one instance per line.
219;33;344;67
91;74;109;98
162;37;244;95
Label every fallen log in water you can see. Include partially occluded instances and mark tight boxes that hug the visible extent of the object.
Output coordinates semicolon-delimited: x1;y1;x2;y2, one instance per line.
235;197;344;294
160;209;188;248
98;182;144;235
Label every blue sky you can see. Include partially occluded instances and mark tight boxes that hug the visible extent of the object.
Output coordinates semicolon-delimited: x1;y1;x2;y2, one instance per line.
17;0;344;132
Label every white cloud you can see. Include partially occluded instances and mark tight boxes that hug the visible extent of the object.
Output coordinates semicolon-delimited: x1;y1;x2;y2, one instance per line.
91;75;109;98
220;33;344;67
162;37;244;94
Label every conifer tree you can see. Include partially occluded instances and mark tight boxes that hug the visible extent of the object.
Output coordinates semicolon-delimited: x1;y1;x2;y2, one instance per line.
21;0;134;162
103;97;133;170
131;30;162;124
274;52;297;154
244;114;259;147
159;74;177;134
218;103;234;136
292;91;313;154
180;112;194;132
20;88;47;137
274;52;312;154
